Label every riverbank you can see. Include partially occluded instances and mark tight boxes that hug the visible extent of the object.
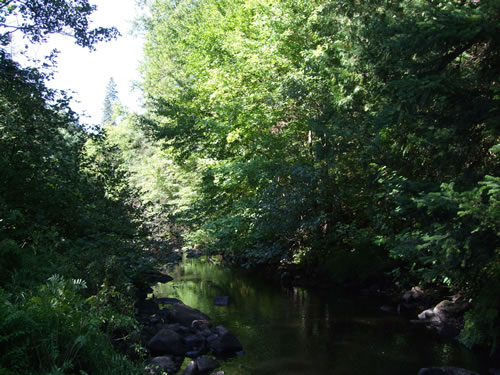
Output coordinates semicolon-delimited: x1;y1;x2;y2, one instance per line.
230;254;500;364
132;267;243;374
149;256;497;375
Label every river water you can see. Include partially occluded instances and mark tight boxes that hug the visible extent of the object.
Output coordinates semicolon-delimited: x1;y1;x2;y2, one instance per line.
154;258;494;374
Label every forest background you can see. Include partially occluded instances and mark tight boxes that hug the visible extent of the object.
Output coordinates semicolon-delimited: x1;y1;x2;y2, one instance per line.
1;0;499;373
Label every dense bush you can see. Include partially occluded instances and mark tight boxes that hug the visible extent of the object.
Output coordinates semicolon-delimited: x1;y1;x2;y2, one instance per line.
0;276;140;375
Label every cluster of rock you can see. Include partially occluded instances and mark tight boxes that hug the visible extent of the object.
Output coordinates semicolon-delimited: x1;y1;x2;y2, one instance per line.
135;274;242;375
184;248;202;259
415;298;469;338
375;285;469;340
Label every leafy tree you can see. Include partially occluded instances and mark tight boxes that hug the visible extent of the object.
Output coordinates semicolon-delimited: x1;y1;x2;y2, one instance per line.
0;0;119;48
138;0;499;352
0;1;152;372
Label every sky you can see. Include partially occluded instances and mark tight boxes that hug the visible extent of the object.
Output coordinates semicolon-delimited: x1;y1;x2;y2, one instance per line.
12;0;145;126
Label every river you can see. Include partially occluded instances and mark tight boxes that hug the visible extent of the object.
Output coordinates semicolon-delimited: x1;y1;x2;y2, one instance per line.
154;257;494;374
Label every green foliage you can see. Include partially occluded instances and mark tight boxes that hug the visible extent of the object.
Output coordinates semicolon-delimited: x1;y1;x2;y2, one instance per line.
0;276;140;375
103;113;195;249
135;0;499;352
0;3;157;371
0;0;119;48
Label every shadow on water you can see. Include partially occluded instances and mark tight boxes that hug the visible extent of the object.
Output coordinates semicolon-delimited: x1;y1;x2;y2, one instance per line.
154;258;494;375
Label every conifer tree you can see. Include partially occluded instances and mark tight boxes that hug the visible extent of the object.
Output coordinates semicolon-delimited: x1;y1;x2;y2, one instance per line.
102;77;118;125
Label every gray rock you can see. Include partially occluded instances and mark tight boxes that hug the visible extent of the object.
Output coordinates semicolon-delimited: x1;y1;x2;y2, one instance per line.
419;300;468;322
215;326;231;336
155;297;183;305
147;328;189;356
206;334;219;343
181;361;198;375
185;333;207;352
192;319;212;331
168;303;210;327
214;296;230;306
418;367;479;375
195;357;219;374
417;299;467;337
209;329;243;356
186;350;201;358
402;286;424;303
200;328;213;337
147;356;178;374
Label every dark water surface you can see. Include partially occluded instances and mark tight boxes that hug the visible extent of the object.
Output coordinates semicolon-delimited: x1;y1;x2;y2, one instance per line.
154;258;494;374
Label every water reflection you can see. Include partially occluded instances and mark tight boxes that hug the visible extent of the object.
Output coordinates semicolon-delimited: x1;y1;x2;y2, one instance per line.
154;258;492;375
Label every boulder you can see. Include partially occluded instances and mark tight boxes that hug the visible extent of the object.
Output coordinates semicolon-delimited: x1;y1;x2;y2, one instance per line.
181;361;198;375
147;356;178;374
200;328;213;337
192;319;212;331
402;286;424;303
214;296;230;306
215;326;231;337
209;329;243;356
185;333;207;352
147;328;189;356
168;303;210;327
195;356;219;374
417;299;468;337
159;323;183;332
434;300;468;320
206;334;219;343
419;300;468;322
186;350;202;358
418;367;479;375
158;323;191;334
155;297;184;305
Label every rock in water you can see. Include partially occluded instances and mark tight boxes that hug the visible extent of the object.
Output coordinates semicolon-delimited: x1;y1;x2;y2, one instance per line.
417;299;468;337
180;361;198;375
214;296;230;306
185;333;207;353
196;356;219;373
209;328;243;356
147;329;189;356
192;319;212;331
168;303;211;327
155;297;183;305
147;356;178;374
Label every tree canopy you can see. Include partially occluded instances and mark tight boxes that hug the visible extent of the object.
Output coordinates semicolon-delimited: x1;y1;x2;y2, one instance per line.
0;0;119;48
137;0;499;352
